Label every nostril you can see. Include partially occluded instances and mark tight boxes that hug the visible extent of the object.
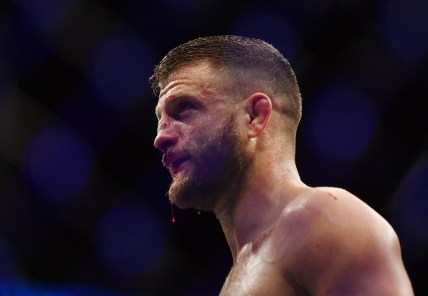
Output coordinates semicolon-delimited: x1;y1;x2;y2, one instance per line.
154;133;177;152
158;139;174;152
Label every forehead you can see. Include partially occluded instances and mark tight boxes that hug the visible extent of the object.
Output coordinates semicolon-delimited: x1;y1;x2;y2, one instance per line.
155;62;227;114
159;61;221;95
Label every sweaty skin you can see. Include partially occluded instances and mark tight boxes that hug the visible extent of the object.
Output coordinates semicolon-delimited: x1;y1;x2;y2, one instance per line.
220;187;412;295
154;62;414;296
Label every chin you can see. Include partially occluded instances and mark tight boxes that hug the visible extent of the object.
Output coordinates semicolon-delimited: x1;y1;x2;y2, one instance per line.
168;175;218;211
168;157;249;212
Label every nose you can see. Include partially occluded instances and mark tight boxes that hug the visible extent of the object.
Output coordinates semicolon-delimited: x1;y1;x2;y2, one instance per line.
154;123;178;152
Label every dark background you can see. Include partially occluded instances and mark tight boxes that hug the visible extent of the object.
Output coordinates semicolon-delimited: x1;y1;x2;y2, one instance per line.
0;0;427;295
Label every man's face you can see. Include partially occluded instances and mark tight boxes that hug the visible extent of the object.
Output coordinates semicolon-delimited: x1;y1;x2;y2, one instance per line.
154;62;250;210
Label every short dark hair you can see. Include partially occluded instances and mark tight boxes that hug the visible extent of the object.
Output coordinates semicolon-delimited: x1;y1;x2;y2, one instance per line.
150;35;302;124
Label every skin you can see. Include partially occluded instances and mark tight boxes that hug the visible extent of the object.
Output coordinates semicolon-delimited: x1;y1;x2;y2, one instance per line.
154;61;414;295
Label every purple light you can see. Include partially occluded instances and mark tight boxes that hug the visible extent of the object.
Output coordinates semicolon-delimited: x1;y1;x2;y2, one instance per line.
161;0;213;12
94;205;166;279
304;85;378;163
24;126;92;201
391;155;428;248
85;31;154;106
0;237;17;276
16;0;75;34
0;8;48;79
0;277;129;296
228;8;298;62
377;0;428;63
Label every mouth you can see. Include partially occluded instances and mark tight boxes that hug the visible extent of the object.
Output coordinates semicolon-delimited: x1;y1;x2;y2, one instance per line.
167;155;191;176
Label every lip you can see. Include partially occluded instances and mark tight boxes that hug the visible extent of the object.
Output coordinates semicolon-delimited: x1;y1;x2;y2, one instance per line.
164;154;190;176
171;157;190;175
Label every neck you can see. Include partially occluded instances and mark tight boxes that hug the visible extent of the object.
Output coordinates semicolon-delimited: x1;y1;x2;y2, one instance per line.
214;159;306;261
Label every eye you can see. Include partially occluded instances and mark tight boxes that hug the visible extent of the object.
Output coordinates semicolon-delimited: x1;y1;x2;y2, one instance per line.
174;101;195;118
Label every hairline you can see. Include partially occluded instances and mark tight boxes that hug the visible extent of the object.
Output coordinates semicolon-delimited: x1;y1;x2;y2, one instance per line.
157;58;279;102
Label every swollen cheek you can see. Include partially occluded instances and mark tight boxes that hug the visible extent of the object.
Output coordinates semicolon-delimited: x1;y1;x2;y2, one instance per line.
171;122;186;137
183;125;197;138
178;127;195;144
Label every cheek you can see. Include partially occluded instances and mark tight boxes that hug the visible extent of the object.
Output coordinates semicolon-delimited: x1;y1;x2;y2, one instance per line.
186;113;237;157
183;126;199;147
202;129;234;164
177;123;196;143
183;120;212;142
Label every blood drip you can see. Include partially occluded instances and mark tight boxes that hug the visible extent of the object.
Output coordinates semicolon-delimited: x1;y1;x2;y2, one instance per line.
170;201;175;223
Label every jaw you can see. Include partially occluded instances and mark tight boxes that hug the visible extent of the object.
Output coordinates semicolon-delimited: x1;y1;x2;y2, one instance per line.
168;147;252;213
166;111;253;212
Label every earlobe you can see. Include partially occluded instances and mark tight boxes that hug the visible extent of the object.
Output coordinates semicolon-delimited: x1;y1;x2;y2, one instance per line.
245;93;272;138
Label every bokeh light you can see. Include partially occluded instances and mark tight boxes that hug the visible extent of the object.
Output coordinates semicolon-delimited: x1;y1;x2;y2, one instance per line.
56;89;126;156
161;0;215;12
228;8;298;62
0;237;17;277
390;154;428;268
93;205;166;279
85;30;154;107
377;0;428;64
0;7;48;80
304;84;378;163
24;126;92;201
15;0;75;34
1;0;427;294
0;277;128;296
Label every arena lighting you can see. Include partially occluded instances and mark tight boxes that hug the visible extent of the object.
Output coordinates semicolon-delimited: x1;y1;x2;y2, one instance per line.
55;88;126;156
0;237;17;277
15;0;75;35
24;126;92;201
377;0;428;64
93;204;166;278
228;8;298;62
0;277;132;296
303;84;378;164
0;7;48;80
0;0;425;294
85;30;154;107
161;0;213;12
390;154;428;269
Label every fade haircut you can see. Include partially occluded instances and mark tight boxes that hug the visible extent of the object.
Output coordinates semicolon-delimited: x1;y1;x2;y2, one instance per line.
150;35;302;125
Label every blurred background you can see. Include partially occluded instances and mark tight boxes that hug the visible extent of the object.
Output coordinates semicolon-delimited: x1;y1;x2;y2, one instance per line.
0;0;427;295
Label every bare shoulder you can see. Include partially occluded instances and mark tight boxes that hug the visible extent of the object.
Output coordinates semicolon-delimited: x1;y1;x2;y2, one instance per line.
277;186;394;238
268;186;414;295
274;186;393;242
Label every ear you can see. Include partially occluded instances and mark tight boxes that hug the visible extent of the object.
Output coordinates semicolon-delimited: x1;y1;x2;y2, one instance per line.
244;93;272;138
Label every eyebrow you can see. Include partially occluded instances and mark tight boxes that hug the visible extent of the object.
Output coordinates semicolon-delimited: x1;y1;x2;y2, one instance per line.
155;93;179;120
155;80;187;120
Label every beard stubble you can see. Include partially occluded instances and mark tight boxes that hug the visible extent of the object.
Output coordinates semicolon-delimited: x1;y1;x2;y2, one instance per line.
168;114;250;211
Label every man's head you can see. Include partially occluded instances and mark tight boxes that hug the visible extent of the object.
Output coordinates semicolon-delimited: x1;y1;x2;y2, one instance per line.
151;35;302;127
152;35;303;211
